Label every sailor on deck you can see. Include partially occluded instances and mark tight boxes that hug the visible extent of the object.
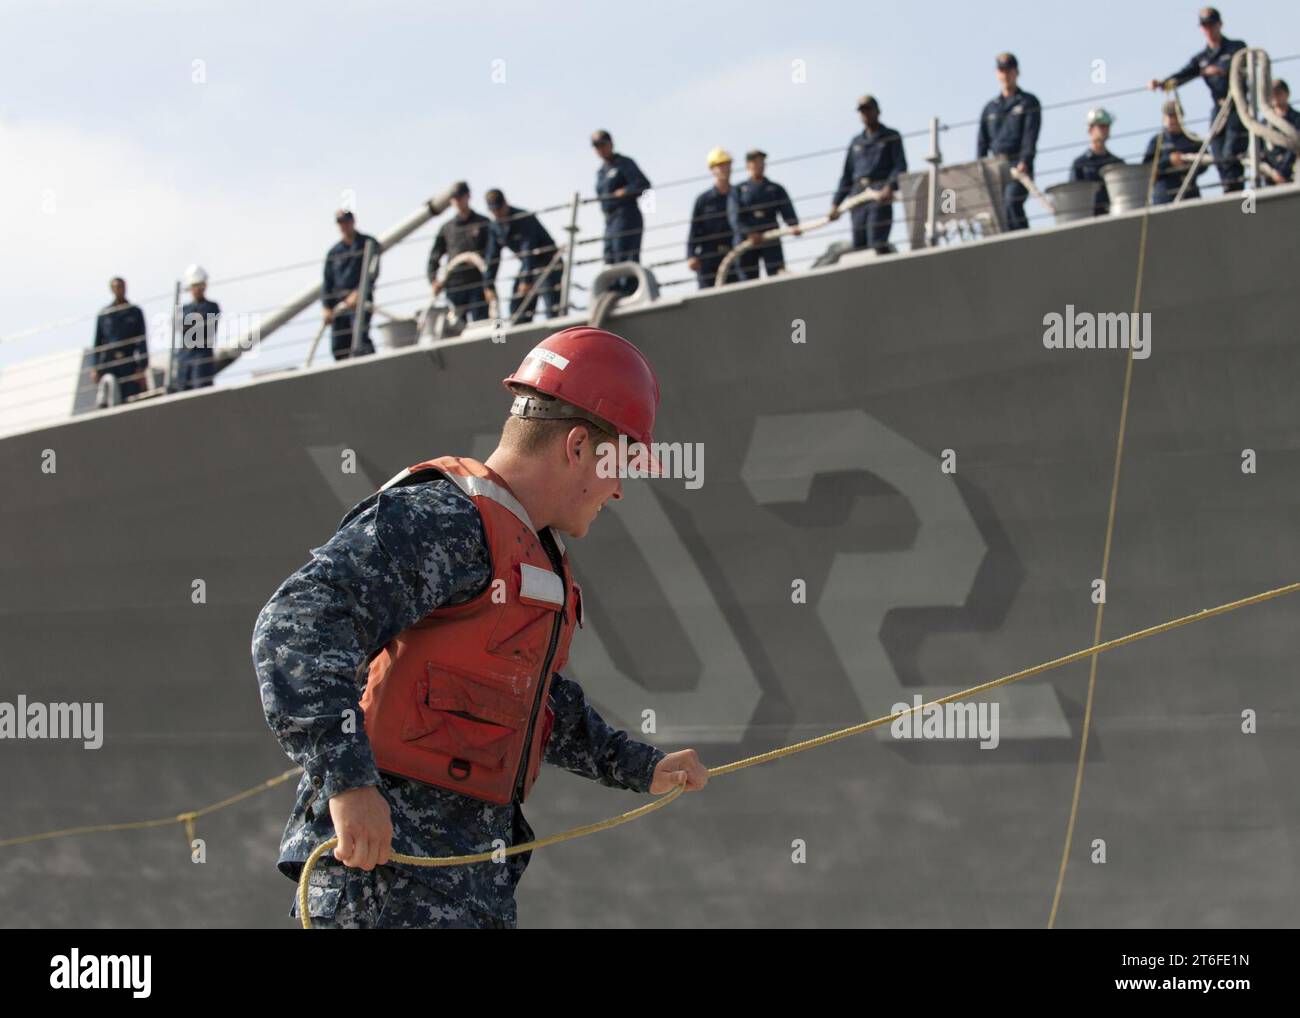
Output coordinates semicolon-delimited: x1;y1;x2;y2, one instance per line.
1261;79;1300;185
1148;7;1247;193
482;189;563;323
92;277;150;401
687;147;739;288
977;52;1042;232
1145;100;1212;204
428;182;492;323
592;130;651;296
729;149;800;280
1070;108;1124;216
322;210;379;360
175;264;220;391
829;94;907;252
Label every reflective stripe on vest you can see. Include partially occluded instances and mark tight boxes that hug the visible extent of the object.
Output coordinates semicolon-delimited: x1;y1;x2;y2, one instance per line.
381;463;538;535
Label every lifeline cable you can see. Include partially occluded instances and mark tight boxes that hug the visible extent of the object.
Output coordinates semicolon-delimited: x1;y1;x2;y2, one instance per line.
297;580;1300;927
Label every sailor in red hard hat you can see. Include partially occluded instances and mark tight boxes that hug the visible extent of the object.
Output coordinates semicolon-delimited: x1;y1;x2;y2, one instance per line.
503;325;666;486
253;325;706;929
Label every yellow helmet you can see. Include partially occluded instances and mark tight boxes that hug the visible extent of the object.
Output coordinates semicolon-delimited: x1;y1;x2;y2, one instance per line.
706;146;733;168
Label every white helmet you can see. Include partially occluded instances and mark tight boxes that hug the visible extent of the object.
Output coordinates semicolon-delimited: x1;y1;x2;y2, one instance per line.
184;264;208;286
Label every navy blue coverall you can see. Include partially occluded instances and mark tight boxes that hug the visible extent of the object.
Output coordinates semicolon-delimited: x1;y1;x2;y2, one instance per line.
596;153;650;294
484;207;563;322
92;302;150;399
1070;148;1125;216
1144;129;1210;204
728;177;798;280
976;87;1042;231
1162;36;1248;191
1263;104;1300;184
428;212;492;322
175;298;220;390
687;185;738;288
832;124;907;250
323;233;380;359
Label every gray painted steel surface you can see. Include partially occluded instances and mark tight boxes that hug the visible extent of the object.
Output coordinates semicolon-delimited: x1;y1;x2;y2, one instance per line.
1;188;1297;927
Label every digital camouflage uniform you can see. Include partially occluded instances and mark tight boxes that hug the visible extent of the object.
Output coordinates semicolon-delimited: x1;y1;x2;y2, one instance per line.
252;476;666;928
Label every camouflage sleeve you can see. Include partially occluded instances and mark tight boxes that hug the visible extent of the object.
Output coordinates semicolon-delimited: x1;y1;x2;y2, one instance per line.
251;480;490;804
543;673;666;793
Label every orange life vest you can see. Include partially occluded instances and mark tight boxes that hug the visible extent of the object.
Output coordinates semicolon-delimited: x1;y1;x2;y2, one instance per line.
360;456;582;805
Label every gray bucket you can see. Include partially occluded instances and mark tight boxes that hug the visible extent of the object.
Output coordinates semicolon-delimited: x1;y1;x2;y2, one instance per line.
1045;180;1099;224
1100;162;1154;214
375;316;419;350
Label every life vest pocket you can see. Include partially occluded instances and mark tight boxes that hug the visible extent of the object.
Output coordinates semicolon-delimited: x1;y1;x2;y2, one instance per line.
401;708;513;772
396;664;528;772
418;662;530;726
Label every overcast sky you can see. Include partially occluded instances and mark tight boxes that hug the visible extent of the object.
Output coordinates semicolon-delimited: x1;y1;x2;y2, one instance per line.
3;0;1297;376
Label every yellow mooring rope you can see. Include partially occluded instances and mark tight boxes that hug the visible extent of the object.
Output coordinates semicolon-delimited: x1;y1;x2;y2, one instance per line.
1045;131;1167;929
298;580;1300;927
0;767;302;850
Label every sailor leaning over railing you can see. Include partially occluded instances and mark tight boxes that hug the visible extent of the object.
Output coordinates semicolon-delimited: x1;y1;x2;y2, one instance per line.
1149;6;1249;193
482;189;564;325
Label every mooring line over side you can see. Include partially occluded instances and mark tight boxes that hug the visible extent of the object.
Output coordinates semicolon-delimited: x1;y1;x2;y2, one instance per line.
0;768;302;849
1047;136;1164;930
1;589;1291;921
295;580;1300;927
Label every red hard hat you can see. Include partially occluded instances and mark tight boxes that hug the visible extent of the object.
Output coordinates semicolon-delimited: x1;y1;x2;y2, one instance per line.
503;327;660;445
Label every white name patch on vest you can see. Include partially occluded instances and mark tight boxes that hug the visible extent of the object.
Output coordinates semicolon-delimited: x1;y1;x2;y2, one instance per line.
518;563;564;609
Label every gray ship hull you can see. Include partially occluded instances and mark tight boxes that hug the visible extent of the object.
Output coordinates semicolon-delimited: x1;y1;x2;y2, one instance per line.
2;187;1298;927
